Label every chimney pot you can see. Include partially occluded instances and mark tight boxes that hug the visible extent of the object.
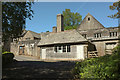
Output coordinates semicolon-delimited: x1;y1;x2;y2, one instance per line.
52;26;57;33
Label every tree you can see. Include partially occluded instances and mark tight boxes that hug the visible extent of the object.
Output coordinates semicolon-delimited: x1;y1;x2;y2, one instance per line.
108;1;120;51
62;9;82;30
2;2;34;42
108;1;120;18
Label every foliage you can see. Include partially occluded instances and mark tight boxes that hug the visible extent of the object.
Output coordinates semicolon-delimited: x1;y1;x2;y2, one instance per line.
2;51;13;54
64;26;77;30
72;46;120;79
46;31;49;32
62;9;82;30
108;1;120;44
108;1;120;18
112;45;120;54
2;2;34;42
2;51;14;66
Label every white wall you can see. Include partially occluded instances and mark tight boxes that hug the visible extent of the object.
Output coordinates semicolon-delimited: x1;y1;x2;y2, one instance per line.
77;45;87;59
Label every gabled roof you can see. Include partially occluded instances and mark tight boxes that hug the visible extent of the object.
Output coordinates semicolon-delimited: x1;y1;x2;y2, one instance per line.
38;30;87;46
20;30;27;37
77;13;104;30
27;30;41;38
86;13;104;28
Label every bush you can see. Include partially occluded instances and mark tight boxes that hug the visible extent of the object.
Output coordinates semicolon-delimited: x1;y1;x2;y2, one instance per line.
72;46;120;79
2;51;14;66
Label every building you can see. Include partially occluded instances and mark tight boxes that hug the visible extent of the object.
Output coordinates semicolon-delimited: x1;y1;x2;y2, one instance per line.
10;13;120;60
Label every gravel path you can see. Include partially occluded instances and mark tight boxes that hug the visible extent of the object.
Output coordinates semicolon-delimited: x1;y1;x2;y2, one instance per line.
2;55;76;79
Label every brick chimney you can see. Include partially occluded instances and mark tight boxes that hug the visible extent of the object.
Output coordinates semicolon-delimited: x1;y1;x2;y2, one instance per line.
57;14;64;32
52;26;57;33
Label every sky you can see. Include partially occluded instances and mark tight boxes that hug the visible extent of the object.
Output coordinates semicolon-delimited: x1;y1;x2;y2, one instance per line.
26;2;118;33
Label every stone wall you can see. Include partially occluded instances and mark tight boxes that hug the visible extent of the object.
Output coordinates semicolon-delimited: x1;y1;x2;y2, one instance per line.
19;31;33;41
11;40;40;57
78;13;104;30
40;44;77;59
92;40;119;56
11;42;19;55
39;43;88;60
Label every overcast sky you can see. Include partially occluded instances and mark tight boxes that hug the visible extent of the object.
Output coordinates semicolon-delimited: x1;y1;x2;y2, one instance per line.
26;2;118;33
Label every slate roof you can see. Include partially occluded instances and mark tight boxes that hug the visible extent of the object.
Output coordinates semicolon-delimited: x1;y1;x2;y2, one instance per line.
106;27;119;32
28;30;41;38
38;29;87;46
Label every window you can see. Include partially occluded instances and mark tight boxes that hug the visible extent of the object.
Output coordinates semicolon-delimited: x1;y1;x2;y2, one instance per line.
63;45;66;52
54;46;57;52
58;46;62;53
26;38;30;40
54;45;71;53
110;32;117;37
116;32;117;36
67;45;71;52
82;34;87;38
94;33;102;38
58;46;61;50
34;37;41;40
88;17;90;21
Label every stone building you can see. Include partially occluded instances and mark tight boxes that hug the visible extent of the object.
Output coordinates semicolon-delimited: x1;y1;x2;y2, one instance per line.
11;30;41;56
11;13;119;60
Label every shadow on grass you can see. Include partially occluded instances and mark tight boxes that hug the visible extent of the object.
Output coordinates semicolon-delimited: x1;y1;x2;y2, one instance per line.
2;60;76;79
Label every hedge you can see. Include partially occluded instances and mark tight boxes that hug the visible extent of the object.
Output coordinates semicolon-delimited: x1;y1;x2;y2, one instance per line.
72;46;120;79
2;51;14;66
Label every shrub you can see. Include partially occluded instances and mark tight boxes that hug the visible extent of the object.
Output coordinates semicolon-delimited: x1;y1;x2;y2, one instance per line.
73;46;120;79
2;51;14;66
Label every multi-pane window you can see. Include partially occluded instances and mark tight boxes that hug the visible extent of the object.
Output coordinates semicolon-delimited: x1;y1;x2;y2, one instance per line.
58;46;61;50
67;45;71;52
94;33;101;38
110;32;117;37
58;46;62;53
63;45;66;52
54;45;71;53
54;46;57;52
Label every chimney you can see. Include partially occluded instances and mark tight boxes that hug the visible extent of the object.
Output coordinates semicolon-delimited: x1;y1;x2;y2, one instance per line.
57;14;64;32
52;26;57;33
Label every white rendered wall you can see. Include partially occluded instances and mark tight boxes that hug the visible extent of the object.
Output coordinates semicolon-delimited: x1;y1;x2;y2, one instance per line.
77;45;87;59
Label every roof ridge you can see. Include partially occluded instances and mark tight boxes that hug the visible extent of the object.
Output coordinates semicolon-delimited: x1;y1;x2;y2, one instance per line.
28;30;40;35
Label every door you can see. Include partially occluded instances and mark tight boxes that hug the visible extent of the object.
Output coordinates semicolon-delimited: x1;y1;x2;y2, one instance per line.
19;46;25;55
42;49;46;59
77;45;84;59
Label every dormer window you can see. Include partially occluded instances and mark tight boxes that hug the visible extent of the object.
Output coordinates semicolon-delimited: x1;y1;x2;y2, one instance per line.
94;33;101;38
110;32;117;37
88;17;90;21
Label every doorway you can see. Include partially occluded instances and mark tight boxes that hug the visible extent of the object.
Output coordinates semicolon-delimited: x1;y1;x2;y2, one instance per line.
19;46;25;55
42;49;46;59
